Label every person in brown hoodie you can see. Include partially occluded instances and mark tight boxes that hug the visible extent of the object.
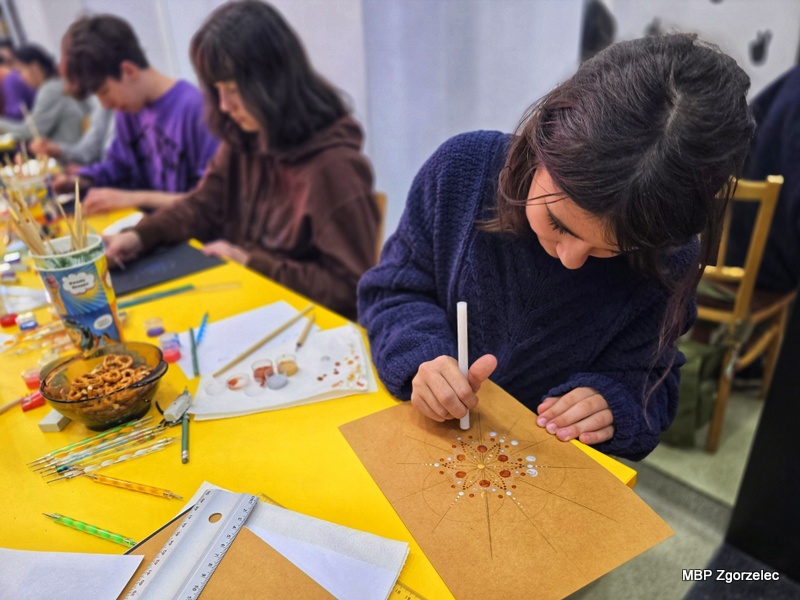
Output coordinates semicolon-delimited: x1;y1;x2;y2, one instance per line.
103;0;379;320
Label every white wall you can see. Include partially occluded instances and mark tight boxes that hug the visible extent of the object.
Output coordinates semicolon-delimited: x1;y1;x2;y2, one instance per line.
13;0;369;125
15;0;800;239
610;0;800;99
363;0;584;235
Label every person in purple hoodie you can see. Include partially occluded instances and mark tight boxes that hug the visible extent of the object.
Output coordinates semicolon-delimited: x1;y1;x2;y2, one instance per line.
0;40;36;121
52;15;218;214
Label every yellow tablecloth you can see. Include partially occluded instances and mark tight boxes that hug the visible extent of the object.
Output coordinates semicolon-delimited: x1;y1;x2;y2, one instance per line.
0;210;635;599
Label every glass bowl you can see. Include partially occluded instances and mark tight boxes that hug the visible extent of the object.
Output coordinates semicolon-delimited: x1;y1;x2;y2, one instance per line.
39;342;168;430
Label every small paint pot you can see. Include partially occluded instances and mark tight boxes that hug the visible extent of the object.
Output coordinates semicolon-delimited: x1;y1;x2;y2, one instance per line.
159;332;181;351
0;313;17;328
162;346;182;363
276;353;298;376
251;359;274;386
144;317;165;337
226;373;250;391
1;271;18;284
266;373;288;390
16;312;38;331
21;366;42;390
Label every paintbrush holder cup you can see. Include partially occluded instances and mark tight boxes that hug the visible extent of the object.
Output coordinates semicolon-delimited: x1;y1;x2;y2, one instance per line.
31;234;124;353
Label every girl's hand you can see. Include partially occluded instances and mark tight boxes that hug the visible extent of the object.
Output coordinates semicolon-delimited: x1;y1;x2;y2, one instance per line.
411;354;497;422
103;231;143;264
201;240;250;265
83;188;136;215
536;387;614;445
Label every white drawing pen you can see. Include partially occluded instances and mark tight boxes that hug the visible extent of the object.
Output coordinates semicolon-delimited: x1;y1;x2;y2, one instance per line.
457;301;470;430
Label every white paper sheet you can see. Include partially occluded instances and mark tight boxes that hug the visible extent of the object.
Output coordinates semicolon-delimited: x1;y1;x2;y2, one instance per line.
180;482;408;600
0;548;142;600
0;286;48;314
101;212;143;236
180;302;377;420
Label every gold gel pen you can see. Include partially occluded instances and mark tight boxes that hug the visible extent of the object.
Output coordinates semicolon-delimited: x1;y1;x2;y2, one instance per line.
85;473;183;499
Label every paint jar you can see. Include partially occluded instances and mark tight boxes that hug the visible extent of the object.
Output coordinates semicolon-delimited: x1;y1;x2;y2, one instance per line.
1;270;18;284
159;332;181;351
226;373;250;391
251;359;274;386
162;346;182;363
266;373;288;390
144;317;165;337
0;313;17;327
3;251;22;264
21;366;41;390
276;353;298;376
16;312;38;331
157;330;182;363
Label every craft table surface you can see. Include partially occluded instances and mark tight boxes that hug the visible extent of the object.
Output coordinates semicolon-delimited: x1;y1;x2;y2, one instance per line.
0;209;636;599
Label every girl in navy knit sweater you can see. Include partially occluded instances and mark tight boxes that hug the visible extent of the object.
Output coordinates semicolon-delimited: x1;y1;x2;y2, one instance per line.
358;34;754;460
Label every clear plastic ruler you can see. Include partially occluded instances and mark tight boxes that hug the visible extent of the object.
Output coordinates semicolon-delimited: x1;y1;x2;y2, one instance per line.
125;488;258;599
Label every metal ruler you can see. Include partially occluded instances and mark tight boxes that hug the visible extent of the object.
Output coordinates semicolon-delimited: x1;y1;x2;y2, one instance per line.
125;489;258;599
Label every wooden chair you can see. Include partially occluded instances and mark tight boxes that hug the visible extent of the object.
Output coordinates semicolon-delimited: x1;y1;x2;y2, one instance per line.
696;175;796;452
374;191;387;262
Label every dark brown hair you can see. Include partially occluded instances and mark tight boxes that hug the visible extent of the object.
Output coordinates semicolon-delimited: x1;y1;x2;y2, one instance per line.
485;33;754;397
15;45;57;79
62;15;149;100
190;0;347;151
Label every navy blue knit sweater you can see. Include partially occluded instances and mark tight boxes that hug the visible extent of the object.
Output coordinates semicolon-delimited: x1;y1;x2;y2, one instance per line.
358;131;693;460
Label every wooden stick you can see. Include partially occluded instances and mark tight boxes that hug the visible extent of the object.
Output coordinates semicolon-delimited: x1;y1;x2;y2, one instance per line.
212;304;314;378
294;312;316;351
6;191;47;255
0;397;23;416
74;180;84;250
20;105;40;139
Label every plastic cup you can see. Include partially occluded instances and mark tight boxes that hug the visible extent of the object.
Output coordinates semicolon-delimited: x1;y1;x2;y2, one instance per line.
276;353;298;376
21;366;41;390
251;359;274;386
31;234;123;353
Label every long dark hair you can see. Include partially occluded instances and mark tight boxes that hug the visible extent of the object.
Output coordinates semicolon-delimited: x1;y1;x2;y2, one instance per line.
62;15;149;100
485;34;754;395
190;0;347;151
15;45;57;80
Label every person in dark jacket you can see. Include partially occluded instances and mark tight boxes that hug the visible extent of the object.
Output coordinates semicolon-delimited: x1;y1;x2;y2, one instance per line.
727;65;800;293
358;34;754;460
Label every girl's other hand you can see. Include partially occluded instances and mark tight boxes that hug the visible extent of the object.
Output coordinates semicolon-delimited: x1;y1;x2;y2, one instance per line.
536;387;614;445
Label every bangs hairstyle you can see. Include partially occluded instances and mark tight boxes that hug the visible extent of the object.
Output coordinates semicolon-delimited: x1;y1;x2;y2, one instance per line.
14;45;57;79
485;33;754;401
63;15;149;100
190;0;346;151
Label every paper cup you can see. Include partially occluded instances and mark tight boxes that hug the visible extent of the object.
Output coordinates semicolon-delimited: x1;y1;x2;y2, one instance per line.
32;235;124;353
